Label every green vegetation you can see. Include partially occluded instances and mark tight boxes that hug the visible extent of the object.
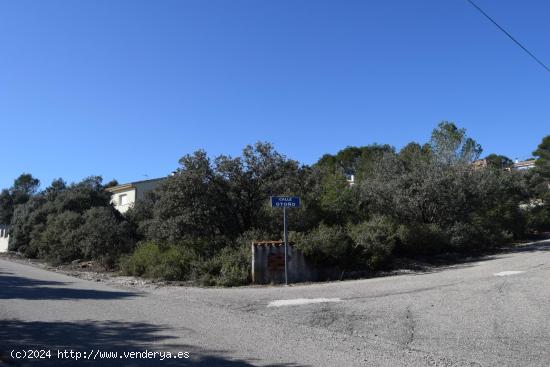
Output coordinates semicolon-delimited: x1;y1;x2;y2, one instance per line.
3;123;550;285
8;176;133;267
0;173;40;224
120;242;198;281
121;237;251;286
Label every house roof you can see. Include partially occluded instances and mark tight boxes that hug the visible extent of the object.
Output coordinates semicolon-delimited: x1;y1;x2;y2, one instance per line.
105;177;166;193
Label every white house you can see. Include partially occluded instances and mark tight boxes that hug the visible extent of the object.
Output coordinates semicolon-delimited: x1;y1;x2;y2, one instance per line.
106;178;165;213
0;225;9;253
511;159;536;171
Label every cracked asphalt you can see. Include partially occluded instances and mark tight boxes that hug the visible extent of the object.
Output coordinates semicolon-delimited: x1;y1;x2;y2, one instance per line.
2;239;550;366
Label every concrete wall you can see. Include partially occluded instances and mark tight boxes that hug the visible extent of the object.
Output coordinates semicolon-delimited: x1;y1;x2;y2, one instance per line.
0;226;9;253
251;242;318;284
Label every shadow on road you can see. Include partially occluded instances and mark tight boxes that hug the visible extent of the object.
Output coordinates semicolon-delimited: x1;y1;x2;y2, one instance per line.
0;273;138;300
0;319;303;367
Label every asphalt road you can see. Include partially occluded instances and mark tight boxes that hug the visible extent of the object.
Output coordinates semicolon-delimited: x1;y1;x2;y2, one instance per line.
2;239;550;367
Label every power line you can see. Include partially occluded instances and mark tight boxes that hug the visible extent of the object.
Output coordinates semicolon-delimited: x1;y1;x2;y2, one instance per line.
465;0;550;74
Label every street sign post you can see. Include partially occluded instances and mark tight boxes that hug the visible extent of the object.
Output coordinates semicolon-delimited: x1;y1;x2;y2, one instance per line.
270;196;301;285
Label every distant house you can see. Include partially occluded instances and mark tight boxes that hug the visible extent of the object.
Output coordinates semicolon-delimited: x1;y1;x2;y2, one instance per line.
106;178;165;213
472;159;488;170
473;158;537;172
0;225;9;253
511;159;536;171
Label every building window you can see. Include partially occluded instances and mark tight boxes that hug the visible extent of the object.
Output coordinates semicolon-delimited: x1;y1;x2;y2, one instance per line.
119;194;128;206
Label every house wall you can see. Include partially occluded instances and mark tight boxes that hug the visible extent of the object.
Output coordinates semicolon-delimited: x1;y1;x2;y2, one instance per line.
110;188;136;214
0;226;9;253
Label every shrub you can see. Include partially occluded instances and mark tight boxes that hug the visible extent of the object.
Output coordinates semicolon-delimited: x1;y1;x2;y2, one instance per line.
78;206;135;268
120;242;161;277
39;211;85;265
206;229;266;286
8;196;49;256
148;246;198;280
8;176;134;266
195;245;251;287
447;222;484;251
348;215;397;270
294;223;353;267
526;201;550;232
121;242;198;281
215;245;251;286
447;220;512;252
194;256;223;286
121;234;252;286
396;223;449;256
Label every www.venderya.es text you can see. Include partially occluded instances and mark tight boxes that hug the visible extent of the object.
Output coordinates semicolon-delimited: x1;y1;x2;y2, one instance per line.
10;349;190;361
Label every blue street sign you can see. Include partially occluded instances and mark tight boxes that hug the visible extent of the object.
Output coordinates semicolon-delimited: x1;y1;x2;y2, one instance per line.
270;196;301;208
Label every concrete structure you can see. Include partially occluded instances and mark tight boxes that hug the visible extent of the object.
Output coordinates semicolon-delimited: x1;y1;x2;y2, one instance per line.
0;225;9;253
106;178;165;213
251;241;318;284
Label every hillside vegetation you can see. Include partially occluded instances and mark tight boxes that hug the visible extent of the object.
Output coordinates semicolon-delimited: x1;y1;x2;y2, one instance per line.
3;122;550;285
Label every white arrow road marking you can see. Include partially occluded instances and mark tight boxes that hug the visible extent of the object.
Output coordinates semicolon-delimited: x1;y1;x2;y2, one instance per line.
267;298;341;307
494;271;525;276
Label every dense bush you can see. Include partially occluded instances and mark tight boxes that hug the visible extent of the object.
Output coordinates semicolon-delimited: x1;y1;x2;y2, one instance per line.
39;211;84;264
9;177;134;268
137;143;308;246
9;196;48;257
527;206;550;232
196;245;251;287
4;125;550;286
359;134;528;256
396;223;448;256
120;242;161;277
293;223;353;267
447;221;510;252
78;207;135;267
121;241;251;286
121;242;198;281
193;230;259;286
348;215;397;270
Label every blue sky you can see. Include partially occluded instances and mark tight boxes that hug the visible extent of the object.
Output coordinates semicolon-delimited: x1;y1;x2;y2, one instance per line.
1;0;549;189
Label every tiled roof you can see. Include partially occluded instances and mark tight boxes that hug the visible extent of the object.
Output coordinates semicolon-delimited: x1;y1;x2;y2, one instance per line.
252;241;295;247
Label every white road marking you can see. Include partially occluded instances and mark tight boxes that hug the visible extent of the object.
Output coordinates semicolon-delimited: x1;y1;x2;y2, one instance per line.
267;298;341;307
494;271;525;276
